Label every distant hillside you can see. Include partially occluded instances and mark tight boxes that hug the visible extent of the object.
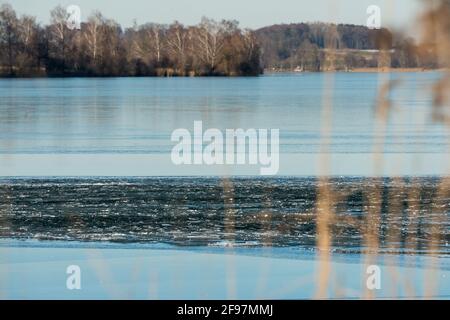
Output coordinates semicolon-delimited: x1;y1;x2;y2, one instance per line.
255;23;437;71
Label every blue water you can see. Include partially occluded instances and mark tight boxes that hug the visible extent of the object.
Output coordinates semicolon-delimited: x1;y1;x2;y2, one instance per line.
0;72;448;156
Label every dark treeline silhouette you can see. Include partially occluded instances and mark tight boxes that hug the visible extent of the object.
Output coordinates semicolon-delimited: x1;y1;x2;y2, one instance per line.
0;3;442;77
255;23;441;71
0;4;261;77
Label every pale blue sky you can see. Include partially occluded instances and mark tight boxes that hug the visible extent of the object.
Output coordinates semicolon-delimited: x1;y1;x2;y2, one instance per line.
5;0;422;31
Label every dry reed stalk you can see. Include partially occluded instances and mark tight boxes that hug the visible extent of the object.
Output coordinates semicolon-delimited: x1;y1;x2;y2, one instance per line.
254;184;275;298
222;177;237;299
315;25;337;297
420;0;450;298
362;75;396;299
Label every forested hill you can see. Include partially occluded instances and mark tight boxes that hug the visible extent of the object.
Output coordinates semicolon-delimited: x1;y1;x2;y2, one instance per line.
255;23;438;71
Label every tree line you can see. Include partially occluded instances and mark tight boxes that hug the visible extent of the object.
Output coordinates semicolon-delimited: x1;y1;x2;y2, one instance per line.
0;4;261;77
0;3;443;77
256;22;441;71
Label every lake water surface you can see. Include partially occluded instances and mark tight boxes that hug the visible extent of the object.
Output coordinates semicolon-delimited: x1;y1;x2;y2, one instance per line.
0;73;449;176
0;73;449;255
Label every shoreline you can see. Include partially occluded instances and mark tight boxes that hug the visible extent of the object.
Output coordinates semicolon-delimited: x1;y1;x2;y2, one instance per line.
348;67;440;73
1;68;447;79
265;67;448;74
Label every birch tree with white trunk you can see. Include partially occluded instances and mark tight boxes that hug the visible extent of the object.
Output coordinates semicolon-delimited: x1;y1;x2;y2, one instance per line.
84;11;104;62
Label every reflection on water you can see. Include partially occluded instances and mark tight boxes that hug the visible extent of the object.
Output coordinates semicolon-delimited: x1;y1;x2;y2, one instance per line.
0;73;449;155
0;177;448;255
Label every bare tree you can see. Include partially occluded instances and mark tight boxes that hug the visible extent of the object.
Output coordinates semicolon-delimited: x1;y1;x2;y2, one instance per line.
84;11;104;63
16;14;38;73
147;23;165;64
99;18;126;75
195;17;235;73
242;29;257;61
132;23;166;65
18;15;36;48
0;3;18;75
166;21;189;72
1;7;262;77
49;5;70;70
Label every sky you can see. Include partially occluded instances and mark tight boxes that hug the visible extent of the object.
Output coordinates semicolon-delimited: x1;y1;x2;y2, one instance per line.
4;0;423;32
